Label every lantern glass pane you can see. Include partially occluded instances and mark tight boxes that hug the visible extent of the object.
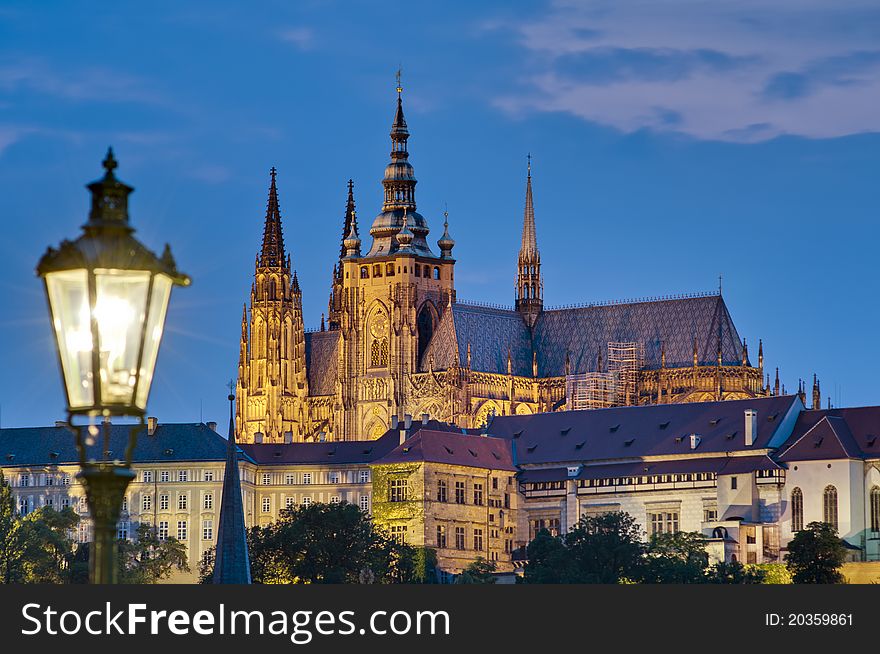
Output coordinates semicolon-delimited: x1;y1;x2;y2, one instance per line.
93;269;151;407
45;269;93;409
135;273;172;410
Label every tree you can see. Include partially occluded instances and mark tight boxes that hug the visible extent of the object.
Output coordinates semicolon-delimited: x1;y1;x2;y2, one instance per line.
785;521;848;584
456;557;497;584
0;471;28;583
116;524;189;584
705;560;766;584
564;512;644;583
523;528;575;583
640;531;709;584
208;502;418;584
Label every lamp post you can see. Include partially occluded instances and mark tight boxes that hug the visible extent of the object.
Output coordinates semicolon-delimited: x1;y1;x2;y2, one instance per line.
36;149;189;583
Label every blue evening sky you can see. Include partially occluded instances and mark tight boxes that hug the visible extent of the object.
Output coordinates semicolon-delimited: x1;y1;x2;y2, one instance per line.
1;1;878;428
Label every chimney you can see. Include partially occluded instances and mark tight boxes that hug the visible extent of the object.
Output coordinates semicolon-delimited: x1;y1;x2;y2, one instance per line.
421;413;429;426
744;409;757;446
254;431;264;444
399;427;407;446
147;416;158;436
404;414;412;430
689;433;702;450
283;431;293;444
391;415;399;429
206;421;217;432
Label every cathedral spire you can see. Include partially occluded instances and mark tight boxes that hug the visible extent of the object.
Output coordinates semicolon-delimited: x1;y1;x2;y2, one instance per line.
213;393;251;584
259;167;287;269
515;154;543;328
339;179;359;260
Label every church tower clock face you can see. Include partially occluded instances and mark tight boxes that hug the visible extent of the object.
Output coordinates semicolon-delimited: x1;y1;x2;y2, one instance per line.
369;313;388;338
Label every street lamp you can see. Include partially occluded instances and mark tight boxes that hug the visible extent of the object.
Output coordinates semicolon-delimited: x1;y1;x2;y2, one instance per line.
36;148;189;583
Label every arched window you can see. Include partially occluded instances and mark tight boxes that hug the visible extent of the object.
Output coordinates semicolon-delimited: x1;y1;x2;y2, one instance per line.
791;487;803;532
870;486;880;534
360;267;369;279
423;265;430;277
433;267;440;280
414;265;420;277
823;485;838;532
385;263;395;276
373;264;382;277
417;304;436;365
370;338;388;368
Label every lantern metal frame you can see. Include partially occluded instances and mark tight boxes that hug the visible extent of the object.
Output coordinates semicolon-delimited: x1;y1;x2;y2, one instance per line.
36;149;189;583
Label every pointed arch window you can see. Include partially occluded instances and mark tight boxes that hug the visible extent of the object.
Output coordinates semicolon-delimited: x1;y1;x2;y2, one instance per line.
791;487;803;532
823;485;838;532
870;486;880;534
368;310;389;368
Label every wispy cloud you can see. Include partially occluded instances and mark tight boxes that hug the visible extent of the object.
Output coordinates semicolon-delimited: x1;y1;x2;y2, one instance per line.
0;57;168;105
486;0;880;141
278;26;314;50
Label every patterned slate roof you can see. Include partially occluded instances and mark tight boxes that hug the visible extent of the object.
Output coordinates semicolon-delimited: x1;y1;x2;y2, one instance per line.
488;395;800;465
776;406;880;461
305;330;339;395
420;293;745;376
0;423;255;467
240;429;400;465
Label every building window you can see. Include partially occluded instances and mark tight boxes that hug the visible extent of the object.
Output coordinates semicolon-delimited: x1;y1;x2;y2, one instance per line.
359;470;369;484
158;521;168;541
385;262;395;276
871;486;880;534
433;267;440;280
203;492;213;510
286;497;296;509
390;478;408;502
791;487;804;533
473;483;484;506
370;337;389;368
178;470;188;483
143;471;153;483
823;485;838;532
373;264;382;278
18;498;28;515
160;471;169;483
121;497;128;513
455;526;466;550
330;495;340;504
61;497;70;508
19;474;29;488
204;471;214;482
730;477;738;490
360;494;370;512
262;497;271;513
302;473;312;485
46;475;54;487
455;481;466;504
159;494;169;510
117;522;129;540
177;521;187;541
703;508;718;522
142;495;152;512
648;511;680;536
203;520;213;541
285;473;296;485
302;497;312;507
262;473;272;485
61;474;71;486
329;472;340;484
390;525;407;544
530;518;560;540
436;525;447;548
360;267;369;279
178;494;188;511
437;479;447;502
492;477;499;490
473;528;484;551
504;492;510;509
414;265;421;277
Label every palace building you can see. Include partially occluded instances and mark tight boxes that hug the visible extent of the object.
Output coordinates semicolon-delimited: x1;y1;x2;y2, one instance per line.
235;84;770;444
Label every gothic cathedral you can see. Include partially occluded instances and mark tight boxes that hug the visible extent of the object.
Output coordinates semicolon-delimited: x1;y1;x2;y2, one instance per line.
236;85;770;443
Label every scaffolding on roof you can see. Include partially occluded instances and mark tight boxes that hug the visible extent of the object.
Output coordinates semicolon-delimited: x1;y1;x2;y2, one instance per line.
566;372;615;410
608;341;644;406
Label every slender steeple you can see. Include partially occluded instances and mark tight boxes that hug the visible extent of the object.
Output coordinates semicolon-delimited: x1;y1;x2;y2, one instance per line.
437;206;455;259
259;167;286;269
515;154;543;328
339;179;358;260
213;393;252;584
366;73;434;257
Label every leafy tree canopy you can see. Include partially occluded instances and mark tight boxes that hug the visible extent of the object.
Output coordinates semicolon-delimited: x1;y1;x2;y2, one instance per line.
784;522;848;584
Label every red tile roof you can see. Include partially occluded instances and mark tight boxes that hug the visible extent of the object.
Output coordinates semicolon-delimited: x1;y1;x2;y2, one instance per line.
374;430;516;470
